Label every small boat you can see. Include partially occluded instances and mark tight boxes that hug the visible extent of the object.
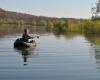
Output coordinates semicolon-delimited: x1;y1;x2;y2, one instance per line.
14;38;36;48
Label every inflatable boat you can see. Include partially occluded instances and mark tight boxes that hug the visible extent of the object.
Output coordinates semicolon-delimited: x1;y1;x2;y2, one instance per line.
14;38;36;47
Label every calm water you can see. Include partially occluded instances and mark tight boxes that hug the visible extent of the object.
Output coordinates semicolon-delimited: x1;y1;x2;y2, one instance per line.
0;33;100;80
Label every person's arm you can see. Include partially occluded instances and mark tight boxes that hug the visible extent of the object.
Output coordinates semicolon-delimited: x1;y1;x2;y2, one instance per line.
27;34;33;39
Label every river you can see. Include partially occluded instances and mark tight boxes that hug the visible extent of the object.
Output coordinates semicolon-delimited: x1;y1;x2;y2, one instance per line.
0;33;100;80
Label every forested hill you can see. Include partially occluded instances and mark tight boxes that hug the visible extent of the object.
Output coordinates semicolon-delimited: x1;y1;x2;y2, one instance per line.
1;8;100;35
0;8;83;26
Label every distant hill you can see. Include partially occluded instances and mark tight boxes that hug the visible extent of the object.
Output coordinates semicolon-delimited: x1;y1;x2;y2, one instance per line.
0;8;85;26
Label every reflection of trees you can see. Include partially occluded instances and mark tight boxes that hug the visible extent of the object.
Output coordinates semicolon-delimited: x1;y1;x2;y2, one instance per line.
85;34;100;46
0;24;47;38
92;45;100;69
53;31;82;39
14;47;37;65
85;34;100;69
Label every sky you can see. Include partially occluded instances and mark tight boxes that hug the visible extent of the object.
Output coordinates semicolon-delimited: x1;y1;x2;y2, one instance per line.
0;0;96;18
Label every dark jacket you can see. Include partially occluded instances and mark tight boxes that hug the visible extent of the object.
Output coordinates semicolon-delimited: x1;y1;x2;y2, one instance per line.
22;34;32;42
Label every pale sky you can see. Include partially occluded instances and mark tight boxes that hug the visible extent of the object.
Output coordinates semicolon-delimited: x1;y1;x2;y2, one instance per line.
0;0;96;18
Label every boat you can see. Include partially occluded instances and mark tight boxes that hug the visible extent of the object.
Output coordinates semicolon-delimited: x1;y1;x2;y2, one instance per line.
14;38;36;48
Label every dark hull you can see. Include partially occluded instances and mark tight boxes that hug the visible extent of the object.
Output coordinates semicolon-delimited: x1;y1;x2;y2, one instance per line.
14;39;36;48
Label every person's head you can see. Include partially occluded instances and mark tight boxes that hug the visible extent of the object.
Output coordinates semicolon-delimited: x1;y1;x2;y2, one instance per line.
24;28;29;34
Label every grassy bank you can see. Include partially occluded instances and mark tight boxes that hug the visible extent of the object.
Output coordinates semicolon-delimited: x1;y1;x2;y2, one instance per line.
48;20;100;35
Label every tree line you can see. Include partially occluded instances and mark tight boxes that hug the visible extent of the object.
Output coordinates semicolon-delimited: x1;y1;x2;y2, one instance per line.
0;8;100;35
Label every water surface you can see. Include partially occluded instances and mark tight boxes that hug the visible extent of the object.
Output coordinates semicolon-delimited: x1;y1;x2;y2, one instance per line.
0;33;99;80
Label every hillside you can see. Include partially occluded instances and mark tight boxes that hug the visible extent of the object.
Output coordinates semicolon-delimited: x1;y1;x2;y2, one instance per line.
0;8;84;26
0;8;60;25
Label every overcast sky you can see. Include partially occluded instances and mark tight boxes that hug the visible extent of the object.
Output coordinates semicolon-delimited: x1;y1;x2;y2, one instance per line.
0;0;96;18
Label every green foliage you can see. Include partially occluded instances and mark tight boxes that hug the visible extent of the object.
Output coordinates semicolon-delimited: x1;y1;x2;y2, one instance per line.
53;21;68;32
1;7;100;35
83;20;100;34
52;20;100;35
32;20;37;26
45;22;53;32
67;20;83;32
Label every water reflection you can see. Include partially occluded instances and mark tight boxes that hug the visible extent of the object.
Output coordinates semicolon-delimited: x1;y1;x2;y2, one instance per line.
53;32;100;72
0;24;47;38
53;31;83;39
14;46;37;65
85;34;100;71
91;45;100;70
1;31;100;79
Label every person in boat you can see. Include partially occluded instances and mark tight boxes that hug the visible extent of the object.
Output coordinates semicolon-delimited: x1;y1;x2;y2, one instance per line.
22;28;34;43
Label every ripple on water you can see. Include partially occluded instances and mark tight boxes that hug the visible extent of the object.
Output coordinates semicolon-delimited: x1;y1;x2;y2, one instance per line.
0;34;99;80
